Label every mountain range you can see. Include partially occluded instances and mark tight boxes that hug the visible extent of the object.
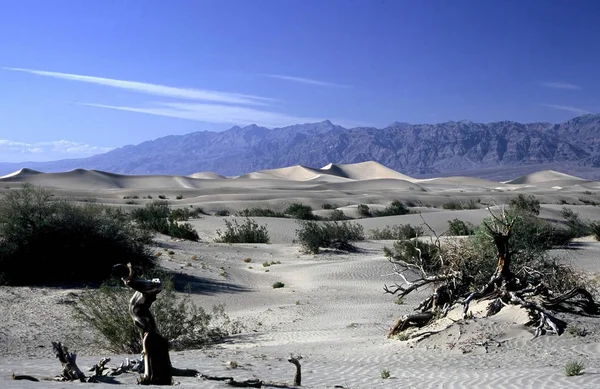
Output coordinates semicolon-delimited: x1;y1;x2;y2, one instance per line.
2;114;600;180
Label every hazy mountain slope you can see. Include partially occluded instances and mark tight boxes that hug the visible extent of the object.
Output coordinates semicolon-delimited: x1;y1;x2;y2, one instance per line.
1;115;599;180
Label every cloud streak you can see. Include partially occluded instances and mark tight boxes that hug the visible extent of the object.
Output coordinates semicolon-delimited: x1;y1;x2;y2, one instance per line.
540;104;591;115
3;67;275;106
540;81;582;90
0;139;114;156
78;102;325;128
265;74;351;88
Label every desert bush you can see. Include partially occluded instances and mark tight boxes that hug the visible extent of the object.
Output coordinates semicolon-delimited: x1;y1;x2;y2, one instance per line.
74;278;240;353
170;207;204;221
176;194;184;200
131;201;199;241
215;218;270;244
357;204;371;217
284;203;317;220
441;199;478;210
158;194;167;200
447;219;475;236
296;220;364;254
321;203;337;210
272;281;285;288
561;207;590;237
215;209;230;217
369;224;423;240
509;194;540;216
564;360;585;376
590;222;600;241
328;209;349;221
0;184;154;285
380;368;391;379
236;208;286;218
372;200;411;216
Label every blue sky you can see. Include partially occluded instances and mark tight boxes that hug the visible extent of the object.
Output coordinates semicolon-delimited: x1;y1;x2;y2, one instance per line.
1;0;599;162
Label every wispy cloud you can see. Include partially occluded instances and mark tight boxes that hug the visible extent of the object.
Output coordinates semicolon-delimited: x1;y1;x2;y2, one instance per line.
0;139;114;155
540;81;582;90
3;67;275;106
78;102;324;128
264;74;351;88
540;104;591;115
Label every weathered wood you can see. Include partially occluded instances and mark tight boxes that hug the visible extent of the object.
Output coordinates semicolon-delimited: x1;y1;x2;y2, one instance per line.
388;312;435;337
288;356;302;386
51;341;86;382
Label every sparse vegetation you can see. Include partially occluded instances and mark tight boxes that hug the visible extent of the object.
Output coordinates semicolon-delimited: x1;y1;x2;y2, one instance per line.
215;209;230;217
509;194;540;216
372;200;410;216
176;194;184;200
447;218;475;236
369;224;423;240
130;201;199;241
243;257;252;263
74;278;240;353
0;184;154;285
284;203;317;220
158;194;167;200
328;209;350;221
296;220;365;254
441;199;478;210
321;203;338;210
236;208;286;218
272;281;285;289
564;360;585;376
357;203;371;217
214;217;270;244
380;368;391;379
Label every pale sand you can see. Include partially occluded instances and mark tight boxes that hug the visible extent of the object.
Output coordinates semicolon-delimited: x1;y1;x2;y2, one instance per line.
1;161;600;388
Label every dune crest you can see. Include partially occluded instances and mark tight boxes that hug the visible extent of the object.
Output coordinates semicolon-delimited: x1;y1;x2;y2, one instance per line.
0;168;43;179
506;170;587;185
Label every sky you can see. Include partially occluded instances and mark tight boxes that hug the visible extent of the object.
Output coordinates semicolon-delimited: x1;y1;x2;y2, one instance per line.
1;0;599;162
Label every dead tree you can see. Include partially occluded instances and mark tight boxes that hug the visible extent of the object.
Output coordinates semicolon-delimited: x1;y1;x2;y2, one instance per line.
383;208;599;338
114;262;173;385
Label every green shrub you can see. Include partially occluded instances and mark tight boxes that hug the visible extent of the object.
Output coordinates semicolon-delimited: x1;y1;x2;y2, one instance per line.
131;201;199;241
236;208;286;218
564;360;585;376
176;194;184;200
170;207;204;221
372;200;410;216
509;194;540;216
321;203;337;210
328;209;349;221
74;278;240;353
284;203;317;220
441;199;477;210
215;209;230;217
0;184;154;285
369;224;423;240
357;204;371;218
590;221;600;241
215;218;270;243
381;368;391;379
158;195;167;200
447;219;475;236
384;239;442;274
561;207;590;237
296;220;365;254
272;282;285;288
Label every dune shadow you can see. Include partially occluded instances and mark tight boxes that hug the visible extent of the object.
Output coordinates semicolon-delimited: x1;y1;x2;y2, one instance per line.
170;272;251;295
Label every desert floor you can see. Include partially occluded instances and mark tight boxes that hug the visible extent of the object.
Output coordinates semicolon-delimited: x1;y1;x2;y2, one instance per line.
1;161;600;388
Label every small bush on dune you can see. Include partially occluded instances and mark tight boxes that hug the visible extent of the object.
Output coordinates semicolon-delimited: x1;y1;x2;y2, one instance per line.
561;207;590;238
564;360;585;376
0;184;154;285
357;204;371;218
131;201;199;241
215;217;270;243
447;218;475;236
369;224;423;240
215;209;230;217
590;221;600;241
328;209;350;221
74;277;240;353
236;208;286;218
509;194;540;216
441;199;478;210
372;200;411;217
284;203;317;220
296;220;365;254
321;203;338;210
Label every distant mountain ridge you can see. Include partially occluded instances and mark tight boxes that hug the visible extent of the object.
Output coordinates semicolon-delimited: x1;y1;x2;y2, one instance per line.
2;115;600;180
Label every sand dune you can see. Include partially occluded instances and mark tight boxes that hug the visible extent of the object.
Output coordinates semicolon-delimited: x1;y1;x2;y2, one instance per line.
320;161;415;181
506;170;588;185
188;172;227;179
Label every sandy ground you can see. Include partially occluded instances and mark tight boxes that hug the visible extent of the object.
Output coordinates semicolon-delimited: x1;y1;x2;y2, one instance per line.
1;161;600;388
